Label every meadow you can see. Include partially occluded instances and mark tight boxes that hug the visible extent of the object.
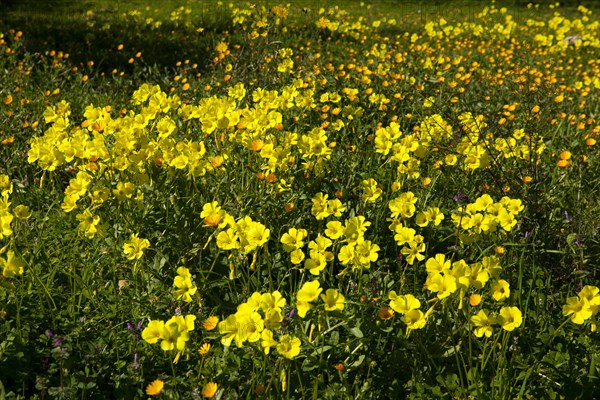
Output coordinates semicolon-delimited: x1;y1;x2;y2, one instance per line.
1;0;600;398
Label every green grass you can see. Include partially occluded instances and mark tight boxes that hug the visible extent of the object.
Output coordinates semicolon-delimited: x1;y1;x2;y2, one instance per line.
1;0;600;399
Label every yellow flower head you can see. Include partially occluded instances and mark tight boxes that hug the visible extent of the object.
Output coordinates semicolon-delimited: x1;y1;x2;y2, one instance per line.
200;202;226;228
261;329;278;354
311;192;330;220
388;291;420;314
562;296;593;324
260;291;286;313
471;309;494;337
324;221;345;240
142;320;165;344
404;309;426;331
174;267;197;303
146;379;164;396
1;250;25;278
202;382;218;398
499;306;522;331
469;293;483;307
198;342;212;356
321;288;345;311
123;233;150;260
277;334;301;359
362;178;382;203
203;316;219;331
378;306;395;320
297;280;322;303
280;228;308;252
491;279;510;301
13;205;31;220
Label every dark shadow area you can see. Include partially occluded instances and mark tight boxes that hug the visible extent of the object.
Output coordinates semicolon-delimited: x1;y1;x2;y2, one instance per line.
0;0;230;75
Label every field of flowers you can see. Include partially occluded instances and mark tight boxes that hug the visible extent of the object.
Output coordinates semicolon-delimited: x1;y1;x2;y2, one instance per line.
1;0;600;398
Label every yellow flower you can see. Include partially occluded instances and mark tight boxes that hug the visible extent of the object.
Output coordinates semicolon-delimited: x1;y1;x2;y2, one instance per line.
471;309;494;337
324;221;345;240
559;150;571;160
202;382;218;398
260;291;286;313
112;181;135;201
362;178;382;203
378;306;394;320
3;95;13;105
215;41;228;53
297;280;322;303
401;241;426;265
354;240;380;267
75;208;103;239
562;296;593;324
276;334;301;359
388;291;420;315
218;314;239;347
146;379;164;396
321;289;345;311
296;280;322;317
469;293;482;307
304;254;327;276
311;192;330;220
142;320;165;344
261;329;278;354
280;228;308;252
198;342;211;356
499;306;522;331
200;202;226;228
491;280;510;301
578;286;600;305
290;249;305;265
123;233;150;260
426;273;457;299
160;315;195;352
203;316;219;331
404;309;426;331
13;205;31;220
1;250;25;278
173;267;197;303
216;228;239;250
425;254;451;275
0;175;12;195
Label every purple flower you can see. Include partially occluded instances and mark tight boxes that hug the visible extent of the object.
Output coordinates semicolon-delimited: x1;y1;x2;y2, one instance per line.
454;190;469;205
133;353;139;370
52;337;63;347
45;329;54;337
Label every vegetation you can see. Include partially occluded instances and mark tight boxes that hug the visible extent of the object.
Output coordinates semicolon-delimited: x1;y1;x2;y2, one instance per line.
1;0;599;398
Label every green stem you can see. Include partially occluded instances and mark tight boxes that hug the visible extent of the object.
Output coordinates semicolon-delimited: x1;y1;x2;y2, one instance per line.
480;329;502;374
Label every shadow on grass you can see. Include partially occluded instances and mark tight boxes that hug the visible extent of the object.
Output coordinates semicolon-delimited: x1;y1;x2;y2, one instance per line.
0;0;231;74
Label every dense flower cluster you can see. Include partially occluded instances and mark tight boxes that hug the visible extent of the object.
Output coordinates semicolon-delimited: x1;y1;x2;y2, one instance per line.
2;1;599;397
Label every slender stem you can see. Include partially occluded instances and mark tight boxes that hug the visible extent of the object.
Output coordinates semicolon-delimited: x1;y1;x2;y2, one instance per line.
480;329;502;374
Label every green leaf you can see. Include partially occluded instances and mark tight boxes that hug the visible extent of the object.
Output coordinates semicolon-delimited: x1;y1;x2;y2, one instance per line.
349;326;363;338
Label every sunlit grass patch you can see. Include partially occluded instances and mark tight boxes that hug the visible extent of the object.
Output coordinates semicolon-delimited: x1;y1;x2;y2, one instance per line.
1;1;600;398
